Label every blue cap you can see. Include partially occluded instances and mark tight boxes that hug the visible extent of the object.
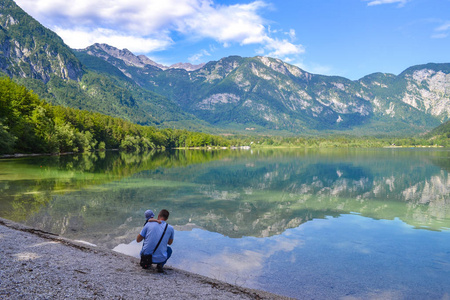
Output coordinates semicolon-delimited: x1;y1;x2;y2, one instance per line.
144;210;154;220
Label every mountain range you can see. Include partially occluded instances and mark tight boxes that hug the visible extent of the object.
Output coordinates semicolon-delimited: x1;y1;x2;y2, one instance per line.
1;0;449;136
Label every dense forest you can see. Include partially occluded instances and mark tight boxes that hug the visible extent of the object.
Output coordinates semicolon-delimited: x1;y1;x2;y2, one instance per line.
248;134;450;148
0;77;233;154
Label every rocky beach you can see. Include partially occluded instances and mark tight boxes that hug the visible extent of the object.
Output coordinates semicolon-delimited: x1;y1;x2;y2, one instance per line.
0;218;288;299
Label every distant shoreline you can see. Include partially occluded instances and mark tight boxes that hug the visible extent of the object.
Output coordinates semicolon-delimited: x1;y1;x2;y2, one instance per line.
383;145;444;148
2;144;446;160
0;149;119;159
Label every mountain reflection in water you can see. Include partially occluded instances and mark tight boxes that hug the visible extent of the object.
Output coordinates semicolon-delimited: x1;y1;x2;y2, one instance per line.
1;149;450;241
0;149;449;298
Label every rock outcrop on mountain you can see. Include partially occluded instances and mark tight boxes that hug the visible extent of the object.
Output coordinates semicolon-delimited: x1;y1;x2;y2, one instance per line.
399;64;450;121
169;62;205;71
81;43;205;72
0;0;83;82
83;43;168;70
359;64;450;122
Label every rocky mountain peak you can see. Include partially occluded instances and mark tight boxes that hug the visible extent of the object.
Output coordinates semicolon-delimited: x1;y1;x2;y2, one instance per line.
400;65;450;120
83;43;207;72
169;62;205;71
136;54;167;70
86;43;166;70
256;56;306;78
0;0;83;82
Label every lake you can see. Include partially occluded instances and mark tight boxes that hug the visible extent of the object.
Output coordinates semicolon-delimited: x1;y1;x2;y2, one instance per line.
0;149;449;299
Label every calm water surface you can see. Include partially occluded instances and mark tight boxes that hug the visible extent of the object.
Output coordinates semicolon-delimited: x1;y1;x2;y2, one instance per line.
1;149;449;299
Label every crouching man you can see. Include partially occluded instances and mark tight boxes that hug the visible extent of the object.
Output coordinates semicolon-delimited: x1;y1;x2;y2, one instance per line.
137;209;174;273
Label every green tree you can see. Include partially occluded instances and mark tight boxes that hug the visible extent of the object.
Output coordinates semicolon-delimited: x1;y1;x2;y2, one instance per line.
0;121;16;154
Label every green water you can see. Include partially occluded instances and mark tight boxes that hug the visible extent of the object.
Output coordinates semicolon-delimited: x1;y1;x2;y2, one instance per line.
1;149;449;298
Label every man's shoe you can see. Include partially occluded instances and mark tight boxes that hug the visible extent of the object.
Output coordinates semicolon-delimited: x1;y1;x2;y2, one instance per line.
156;264;164;273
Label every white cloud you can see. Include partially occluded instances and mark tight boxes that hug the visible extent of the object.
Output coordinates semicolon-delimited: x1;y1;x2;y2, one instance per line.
294;61;334;76
53;27;173;52
432;21;450;39
364;0;409;7
15;0;198;33
181;1;268;43
15;0;304;59
431;33;448;39
265;38;305;57
435;22;450;32
189;49;211;63
255;47;265;55
287;29;297;41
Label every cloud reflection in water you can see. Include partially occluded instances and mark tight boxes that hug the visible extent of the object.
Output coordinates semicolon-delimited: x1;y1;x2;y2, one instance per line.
114;227;303;287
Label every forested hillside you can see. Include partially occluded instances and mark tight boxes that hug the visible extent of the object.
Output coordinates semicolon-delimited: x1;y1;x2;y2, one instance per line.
0;77;233;154
425;119;450;140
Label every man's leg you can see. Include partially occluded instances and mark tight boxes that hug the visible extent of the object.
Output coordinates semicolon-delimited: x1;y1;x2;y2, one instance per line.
156;247;172;272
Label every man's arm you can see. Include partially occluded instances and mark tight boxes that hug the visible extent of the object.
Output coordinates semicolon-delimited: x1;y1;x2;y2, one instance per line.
147;219;162;224
167;227;174;245
137;225;148;243
136;234;144;243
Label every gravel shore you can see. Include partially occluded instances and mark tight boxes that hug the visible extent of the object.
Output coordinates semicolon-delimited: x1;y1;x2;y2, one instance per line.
0;218;289;299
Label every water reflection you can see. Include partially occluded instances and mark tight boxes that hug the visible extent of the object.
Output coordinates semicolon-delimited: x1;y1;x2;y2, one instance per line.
1;149;450;298
0;150;232;223
1;149;450;242
114;228;303;287
113;215;450;299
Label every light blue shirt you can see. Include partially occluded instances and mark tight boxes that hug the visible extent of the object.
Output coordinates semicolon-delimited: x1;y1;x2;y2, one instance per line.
140;221;174;263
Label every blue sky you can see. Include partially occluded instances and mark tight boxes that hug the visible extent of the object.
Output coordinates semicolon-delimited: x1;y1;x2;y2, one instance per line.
15;0;450;79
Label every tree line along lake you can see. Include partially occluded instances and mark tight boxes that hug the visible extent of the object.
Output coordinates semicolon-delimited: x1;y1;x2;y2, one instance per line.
0;148;449;299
